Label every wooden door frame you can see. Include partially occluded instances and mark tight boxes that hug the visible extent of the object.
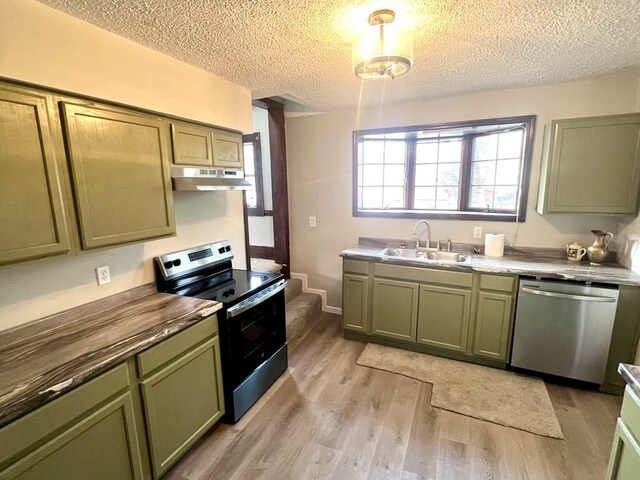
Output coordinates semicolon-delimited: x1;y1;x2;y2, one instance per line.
244;99;291;278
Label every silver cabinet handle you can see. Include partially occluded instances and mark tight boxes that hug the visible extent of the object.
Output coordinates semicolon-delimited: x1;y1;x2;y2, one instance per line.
520;287;616;303
227;280;287;318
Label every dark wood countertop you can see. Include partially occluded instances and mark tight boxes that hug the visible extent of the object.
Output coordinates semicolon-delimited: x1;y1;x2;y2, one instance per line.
341;246;640;287
619;363;640;398
0;284;221;428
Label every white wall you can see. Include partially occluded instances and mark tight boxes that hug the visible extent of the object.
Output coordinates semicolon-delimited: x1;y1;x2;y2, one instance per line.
247;106;275;249
252;106;273;209
248;216;275;248
287;73;640;308
0;0;251;132
0;0;252;330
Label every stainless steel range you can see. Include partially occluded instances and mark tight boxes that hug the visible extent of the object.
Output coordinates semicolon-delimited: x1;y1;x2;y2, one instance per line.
154;241;287;423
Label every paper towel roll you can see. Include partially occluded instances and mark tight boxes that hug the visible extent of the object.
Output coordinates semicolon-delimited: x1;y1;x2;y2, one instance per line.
484;233;505;257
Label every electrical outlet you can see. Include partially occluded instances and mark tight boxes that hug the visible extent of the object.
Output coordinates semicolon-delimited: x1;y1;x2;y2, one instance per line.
309;216;317;228
96;266;111;286
473;226;483;239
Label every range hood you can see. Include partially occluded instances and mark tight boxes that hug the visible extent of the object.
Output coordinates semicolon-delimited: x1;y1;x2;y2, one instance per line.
171;167;252;191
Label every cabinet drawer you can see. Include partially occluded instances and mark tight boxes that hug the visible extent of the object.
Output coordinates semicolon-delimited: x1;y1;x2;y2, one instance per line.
374;263;472;288
0;363;130;468
343;259;370;275
621;386;640;443
479;274;516;293
137;315;217;378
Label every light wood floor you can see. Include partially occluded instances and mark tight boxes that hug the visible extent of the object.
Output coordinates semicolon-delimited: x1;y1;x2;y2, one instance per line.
166;313;622;480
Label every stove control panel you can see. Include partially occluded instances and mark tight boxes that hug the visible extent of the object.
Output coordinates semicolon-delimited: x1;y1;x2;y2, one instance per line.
154;240;234;280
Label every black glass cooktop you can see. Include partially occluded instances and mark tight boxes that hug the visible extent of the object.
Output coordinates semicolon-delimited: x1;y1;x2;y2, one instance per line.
173;269;282;305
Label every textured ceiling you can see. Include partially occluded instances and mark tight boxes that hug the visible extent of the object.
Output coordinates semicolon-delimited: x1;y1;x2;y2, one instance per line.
38;0;640;111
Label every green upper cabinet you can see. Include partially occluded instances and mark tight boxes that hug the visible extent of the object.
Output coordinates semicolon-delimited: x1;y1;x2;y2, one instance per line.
371;278;419;342
0;85;72;265
537;113;640;215
171;122;243;169
61;102;176;249
170;122;214;167
417;285;471;353
212;130;243;169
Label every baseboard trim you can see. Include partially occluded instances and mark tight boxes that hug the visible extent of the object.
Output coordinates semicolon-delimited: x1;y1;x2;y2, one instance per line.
290;272;342;316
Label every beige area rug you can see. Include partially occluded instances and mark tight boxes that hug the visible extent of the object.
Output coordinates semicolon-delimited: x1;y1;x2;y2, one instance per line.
357;343;564;439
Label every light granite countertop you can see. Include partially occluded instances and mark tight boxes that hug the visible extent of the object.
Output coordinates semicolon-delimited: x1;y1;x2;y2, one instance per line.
341;245;640;286
619;363;640;398
0;284;221;428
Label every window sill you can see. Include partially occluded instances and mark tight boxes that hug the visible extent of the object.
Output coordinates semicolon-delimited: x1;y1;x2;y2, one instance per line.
354;209;525;222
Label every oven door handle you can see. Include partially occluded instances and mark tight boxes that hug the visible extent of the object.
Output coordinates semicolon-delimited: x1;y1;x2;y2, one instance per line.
226;280;287;318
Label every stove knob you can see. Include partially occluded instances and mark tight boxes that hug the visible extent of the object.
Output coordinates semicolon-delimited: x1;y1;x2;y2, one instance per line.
163;260;174;269
173;259;182;267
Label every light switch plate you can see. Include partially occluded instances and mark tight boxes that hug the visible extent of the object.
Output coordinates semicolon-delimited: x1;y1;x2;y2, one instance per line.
473;226;483;239
96;266;111;286
309;216;317;228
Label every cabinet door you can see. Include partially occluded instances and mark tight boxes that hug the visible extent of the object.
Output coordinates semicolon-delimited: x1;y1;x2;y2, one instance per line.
343;274;369;332
140;337;224;478
1;392;144;480
212;130;243;169
61;102;176;249
372;278;418;342
538;113;640;214
171;123;213;166
472;292;514;361
416;285;471;352
0;86;72;265
606;419;640;480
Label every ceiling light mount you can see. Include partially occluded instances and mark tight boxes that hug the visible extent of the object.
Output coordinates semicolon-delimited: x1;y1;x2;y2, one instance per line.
353;8;413;80
368;9;395;26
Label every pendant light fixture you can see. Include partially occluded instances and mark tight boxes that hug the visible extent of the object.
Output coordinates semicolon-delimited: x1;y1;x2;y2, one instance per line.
352;8;413;80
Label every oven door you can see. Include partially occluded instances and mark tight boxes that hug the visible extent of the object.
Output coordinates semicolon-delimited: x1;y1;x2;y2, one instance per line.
225;281;286;386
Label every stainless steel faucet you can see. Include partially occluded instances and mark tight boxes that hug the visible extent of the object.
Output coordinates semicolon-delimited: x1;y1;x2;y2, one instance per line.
411;220;431;249
437;239;452;252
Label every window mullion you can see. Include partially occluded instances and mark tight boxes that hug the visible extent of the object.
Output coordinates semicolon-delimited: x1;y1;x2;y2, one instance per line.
459;135;473;211
405;136;417;210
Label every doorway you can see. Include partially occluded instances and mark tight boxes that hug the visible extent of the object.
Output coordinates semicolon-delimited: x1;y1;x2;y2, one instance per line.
243;99;290;278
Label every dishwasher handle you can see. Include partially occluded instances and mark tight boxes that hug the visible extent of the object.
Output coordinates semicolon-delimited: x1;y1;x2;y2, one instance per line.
520;286;617;303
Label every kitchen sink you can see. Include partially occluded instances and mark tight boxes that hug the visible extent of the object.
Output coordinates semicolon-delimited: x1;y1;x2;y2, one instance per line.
380;247;423;258
425;251;467;262
381;247;467;263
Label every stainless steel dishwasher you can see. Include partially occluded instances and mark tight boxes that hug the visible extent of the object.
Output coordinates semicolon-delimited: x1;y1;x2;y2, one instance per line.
511;279;619;384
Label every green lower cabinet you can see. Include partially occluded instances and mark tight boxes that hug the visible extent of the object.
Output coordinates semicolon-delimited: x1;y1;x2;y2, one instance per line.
343;274;369;332
416;285;471;352
472;292;514;361
607;419;640;479
2;393;143;480
372;278;418;342
140;337;225;479
607;387;640;479
0;364;144;480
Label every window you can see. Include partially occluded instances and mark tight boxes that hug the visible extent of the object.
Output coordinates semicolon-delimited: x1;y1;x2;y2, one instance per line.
243;132;265;216
353;116;535;221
